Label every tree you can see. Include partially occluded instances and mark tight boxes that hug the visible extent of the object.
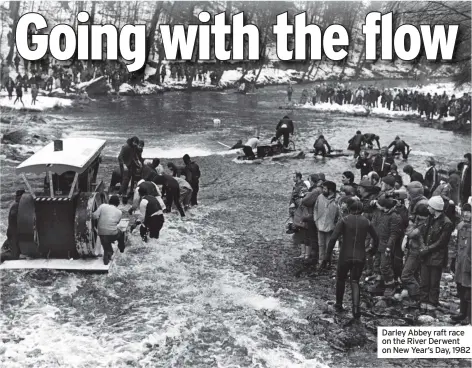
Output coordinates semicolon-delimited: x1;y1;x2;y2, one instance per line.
6;1;21;65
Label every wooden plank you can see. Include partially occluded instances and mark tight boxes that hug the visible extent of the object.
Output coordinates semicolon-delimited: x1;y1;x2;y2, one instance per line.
48;171;54;197
0;258;110;273
68;172;79;198
20;173;36;199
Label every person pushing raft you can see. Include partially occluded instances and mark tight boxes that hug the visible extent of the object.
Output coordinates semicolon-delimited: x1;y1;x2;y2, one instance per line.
388;136;410;160
313;135;332;157
348;130;366;158
363;133;381;150
271;115;294;149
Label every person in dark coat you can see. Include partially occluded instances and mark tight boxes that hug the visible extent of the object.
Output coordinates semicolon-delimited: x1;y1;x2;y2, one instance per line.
419;196;454;309
136;140;145;165
356;151;373;179
271;115;294;148
6;78;15;100
461;153;471;205
183;154;201;206
341;171;357;193
450;203;471;325
401;204;430;308
448;163;462;205
1;190;25;262
372;147;395;178
403;165;424;185
301;173;325;265
364;133;381;149
322;201;379;319
348;130;365;158
423;157;439;198
371;198;404;297
13;83;24;107
387;136;410;159
451;203;472;325
313;135;331;157
118;136;139;197
141;159;161;181
230;140;244;149
150;173;185;217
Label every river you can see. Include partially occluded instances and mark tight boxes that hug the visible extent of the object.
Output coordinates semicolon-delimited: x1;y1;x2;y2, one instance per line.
0;83;470;367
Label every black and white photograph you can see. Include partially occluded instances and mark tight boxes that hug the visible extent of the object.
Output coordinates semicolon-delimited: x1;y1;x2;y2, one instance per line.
0;1;471;367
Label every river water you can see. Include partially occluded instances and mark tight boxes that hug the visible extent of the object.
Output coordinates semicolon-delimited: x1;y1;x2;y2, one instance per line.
0;83;470;368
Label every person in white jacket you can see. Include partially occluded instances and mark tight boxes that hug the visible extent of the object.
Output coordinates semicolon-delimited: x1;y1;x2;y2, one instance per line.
313;181;339;263
175;176;193;210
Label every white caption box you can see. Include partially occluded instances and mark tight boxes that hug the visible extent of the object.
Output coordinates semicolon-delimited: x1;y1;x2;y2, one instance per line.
378;327;472;358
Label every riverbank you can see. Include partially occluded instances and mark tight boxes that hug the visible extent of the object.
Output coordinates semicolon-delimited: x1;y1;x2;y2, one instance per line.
279;101;471;134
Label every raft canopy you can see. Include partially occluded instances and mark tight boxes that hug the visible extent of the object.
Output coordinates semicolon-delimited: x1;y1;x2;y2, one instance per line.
16;138;107;175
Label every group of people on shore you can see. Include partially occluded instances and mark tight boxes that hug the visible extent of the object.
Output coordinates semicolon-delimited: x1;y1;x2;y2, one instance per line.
1;55;226;102
291;83;471;123
288;131;471;323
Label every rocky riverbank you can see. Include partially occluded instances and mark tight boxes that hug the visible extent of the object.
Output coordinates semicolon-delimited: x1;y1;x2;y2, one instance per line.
247;242;470;368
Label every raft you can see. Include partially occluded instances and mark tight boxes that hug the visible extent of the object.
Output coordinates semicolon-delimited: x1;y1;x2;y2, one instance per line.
233;150;305;164
310;149;351;158
0;257;111;273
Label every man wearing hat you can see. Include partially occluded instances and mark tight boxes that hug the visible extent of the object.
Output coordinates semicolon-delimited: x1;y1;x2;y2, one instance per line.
1;189;25;262
370;197;404;297
419;196;454;310
401;204;430;308
424;157;439;198
406;181;429;221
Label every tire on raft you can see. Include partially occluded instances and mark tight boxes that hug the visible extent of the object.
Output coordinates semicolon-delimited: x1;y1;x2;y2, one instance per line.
75;192;108;257
17;193;40;257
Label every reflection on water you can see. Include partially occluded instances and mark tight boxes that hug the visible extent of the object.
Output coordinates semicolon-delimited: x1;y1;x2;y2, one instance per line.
0;84;470;367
